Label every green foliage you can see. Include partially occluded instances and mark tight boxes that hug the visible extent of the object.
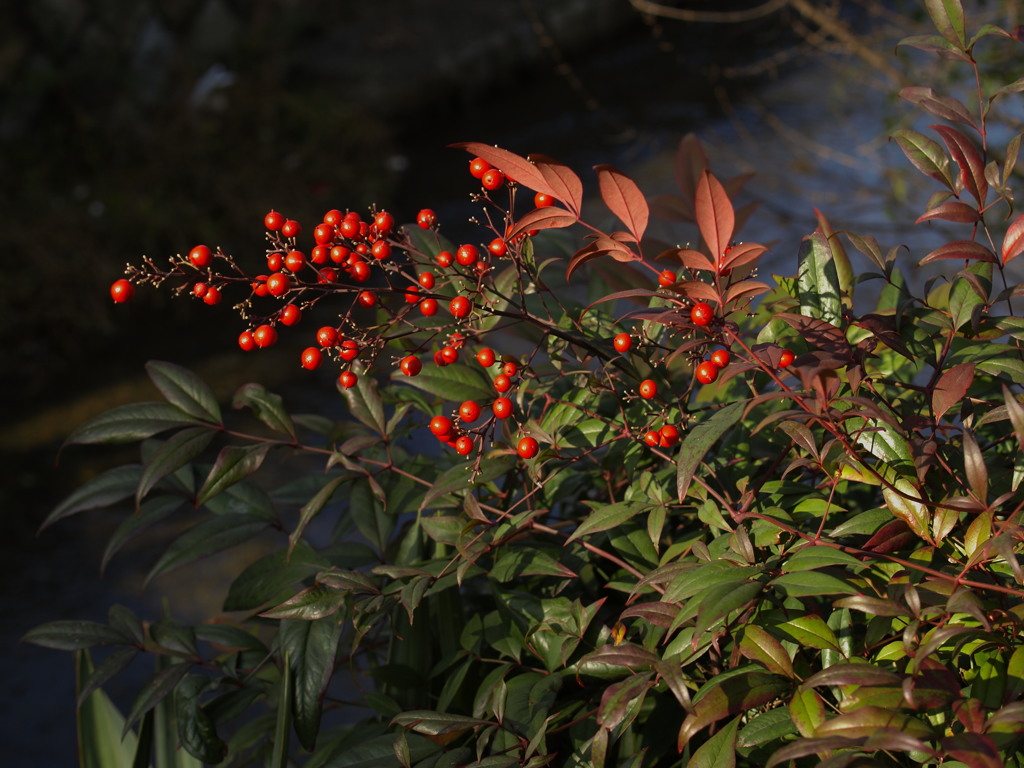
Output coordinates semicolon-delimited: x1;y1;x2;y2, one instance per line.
27;2;1024;766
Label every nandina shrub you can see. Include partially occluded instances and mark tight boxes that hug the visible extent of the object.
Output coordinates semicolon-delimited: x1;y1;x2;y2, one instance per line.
26;3;1024;766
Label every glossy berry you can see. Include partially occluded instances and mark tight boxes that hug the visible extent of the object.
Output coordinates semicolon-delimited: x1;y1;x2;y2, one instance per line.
323;209;343;227
517;436;539;459
280;304;302;326
534;192;555;208
439;345;459;364
779;349;795;368
238;330;256;351
643;430;660;447
357;290;377;308
449;296;471;318
690;302;714;326
477;347;496;367
252;276;269;297
459;400;481;423
202;285;222;305
481;168;505;191
318;267;338;284
264;210;284;231
419;298;438;316
340;218;360;238
493;396;513;419
285;250;306;272
493;374;512;393
429;415;453;437
330;245;350;264
189;244;212;268
338;371;358;389
301;347;323;370
502;362;518;378
266;272;290;297
436;250;453;268
253;324;278;348
371;240;391;260
657;269;675;287
456;244;478;266
374;211;395;234
613;333;632;353
469;157;491;179
695;361;719;384
416;209;437;229
110;279;134;303
404;285;420;304
266;252;284;271
339;340;360;361
310;245;330;265
454;435;474;456
639;379;658;399
281;219;301;238
418;272;435;290
313;223;334;245
659;424;680;447
710;349;731;369
350;261;371;282
400;355;422;377
316;326;338;347
192;282;208;298
488;238;507;257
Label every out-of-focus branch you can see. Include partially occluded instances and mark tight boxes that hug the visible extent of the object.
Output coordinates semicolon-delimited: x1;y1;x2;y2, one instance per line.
627;0;788;23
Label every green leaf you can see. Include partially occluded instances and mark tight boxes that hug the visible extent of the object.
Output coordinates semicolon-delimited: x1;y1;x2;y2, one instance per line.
925;0;966;49
289;475;348;557
41;464;143;530
789;688;827;738
797;231;843;327
341;370;388;436
688;713;739;767
678;669;790;750
394;360;493;403
175;674;227;764
64;402;200;447
892;128;953;188
774;615;842;653
392;710;490;736
738;625;795;679
196;443;272;506
137;427;216;505
597;672;652;730
802;662;901;689
75;651;138;768
282;617;345;750
146;361;222;424
271;649;292;768
783;546;864;572
144;513;270;588
737;707;796;748
22;620;130;650
77;647;139;708
566;501;646;543
123;661;190;738
101;495;183;573
233;383;297;440
421;453;517;509
677;401;746;502
772;570;859;597
223;541;324;612
815;705;933;740
260;585;347;621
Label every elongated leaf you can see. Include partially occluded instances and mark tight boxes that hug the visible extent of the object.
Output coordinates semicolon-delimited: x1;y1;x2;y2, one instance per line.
64;403;199;447
739;625;795;679
775;615;841;653
144;513;270;587
919;240;996;265
597;672;652;730
1002;213;1024;265
282;617;344;750
933;362;975;420
678;670;789;749
925;0;966;49
506;206;578;241
595;164;648;243
137;427;215;505
532;153;584;217
146;361;222;424
261;585;347;620
41;464;142;530
934;124;987;206
224;541;323;612
175;675;227;764
566;501;646;543
196;443;271;506
77;647;139;708
23;620;130;650
123;661;190;738
394;360;492;403
797;231;843;327
451;142;551;198
75;651;138;768
101;495;182;573
677;401;746;502
916;200;981;224
421;453;516;509
288;475;347;557
233;383;296;440
900;86;976;129
694;170;735;266
892;129;953;188
790;688;827;738
815;706;932;740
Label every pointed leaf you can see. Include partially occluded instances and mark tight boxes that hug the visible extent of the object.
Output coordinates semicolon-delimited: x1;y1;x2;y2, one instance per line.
892;129;953;188
739;624;795;679
925;0;966;49
506;206;578;241
233;383;296;440
393;359;492;403
146;361;222;424
933;362;975;420
934;124;988;206
145;513;269;588
451;142;550;198
595;164;648;243
919;240;996;265
64;403;199;447
41;464;143;530
196;443;271;506
797;231;843;326
694;170;735;268
677;401;746;502
900;87;976;130
137;427;215;505
1002;213;1024;265
282;617;344;750
916;200;981;224
22;620;131;651
687;714;739;768
532;153;584;217
123;661;190;738
566;501;646;543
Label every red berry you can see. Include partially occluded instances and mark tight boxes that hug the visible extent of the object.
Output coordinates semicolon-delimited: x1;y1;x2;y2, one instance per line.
316;326;338;347
419;272;436;290
358;290;377;308
779;349;795;368
281;219;301;238
429;415;453;437
310;245;330;265
534;192;555;208
203;285;222;305
613;333;632;353
330;245;350;264
400;355;422;376
266;252;284;271
280;304;302;326
449;296;471;318
323;209;343;227
110;279;134;303
374;211;395;234
454;435;474;456
313;223;334;245
459;400;481;423
469;157;491;179
493;396;513;419
502;362;518;377
189;244;212;268
434;350;449;367
695;361;719;384
371;240;391;260
318;267;338;283
710;349;731;368
238;330;255;351
488;238;507;257
252;276;269;297
340;218;360;239
439;345;459;364
690;301;714;326
456;244;478;266
350;260;371;282
417;209;437;229
643;430;660;447
264;210;284;231
477;348;496;367
517;436;539;459
481;168;505;191
420;298;438;316
192;282;208;298
266;272;290;297
253;324;277;348
339;340;360;361
639;379;657;399
338;371;358;389
301;347;323;370
657;269;676;287
285;250;306;272
493;374;512;393
659;424;680;447
436;250;453;268
403;285;420;304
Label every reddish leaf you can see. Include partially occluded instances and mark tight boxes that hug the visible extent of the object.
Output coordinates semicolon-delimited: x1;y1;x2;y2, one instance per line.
673;132;708;202
595;164;649;244
677;671;789;750
650;193;694;223
720;241;767;272
919;240;996;265
451;142;549;196
941;732;1003;768
670;280;719;303
505;206;578;241
962;429;988;504
1001;213;1024;265
925;0;967;49
801;663;901;689
933;124;988;206
566;238;636;281
694;170;735;268
724;279;771;307
932;362;975;420
531;153;584;217
863;519;916;552
892;129;953;189
915;201;981;224
900;86;977;130
677;248;716;272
